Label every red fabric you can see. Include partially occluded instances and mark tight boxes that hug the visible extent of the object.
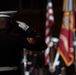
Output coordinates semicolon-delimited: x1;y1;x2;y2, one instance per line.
58;12;74;66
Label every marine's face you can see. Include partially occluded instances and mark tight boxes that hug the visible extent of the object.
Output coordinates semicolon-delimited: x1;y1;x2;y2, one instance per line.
0;17;9;24
53;42;58;49
0;17;10;29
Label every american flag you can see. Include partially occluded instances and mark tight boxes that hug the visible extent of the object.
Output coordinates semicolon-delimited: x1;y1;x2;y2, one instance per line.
44;0;54;65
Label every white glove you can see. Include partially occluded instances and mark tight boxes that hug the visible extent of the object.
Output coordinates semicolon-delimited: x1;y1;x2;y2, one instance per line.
17;21;29;31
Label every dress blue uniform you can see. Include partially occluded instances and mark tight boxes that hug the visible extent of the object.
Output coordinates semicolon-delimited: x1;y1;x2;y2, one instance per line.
0;11;47;75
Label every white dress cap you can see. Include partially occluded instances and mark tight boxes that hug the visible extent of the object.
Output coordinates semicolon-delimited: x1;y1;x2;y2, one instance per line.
0;11;17;17
51;37;59;43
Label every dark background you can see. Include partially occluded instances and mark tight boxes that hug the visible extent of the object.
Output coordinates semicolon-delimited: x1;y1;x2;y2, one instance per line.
0;0;63;38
